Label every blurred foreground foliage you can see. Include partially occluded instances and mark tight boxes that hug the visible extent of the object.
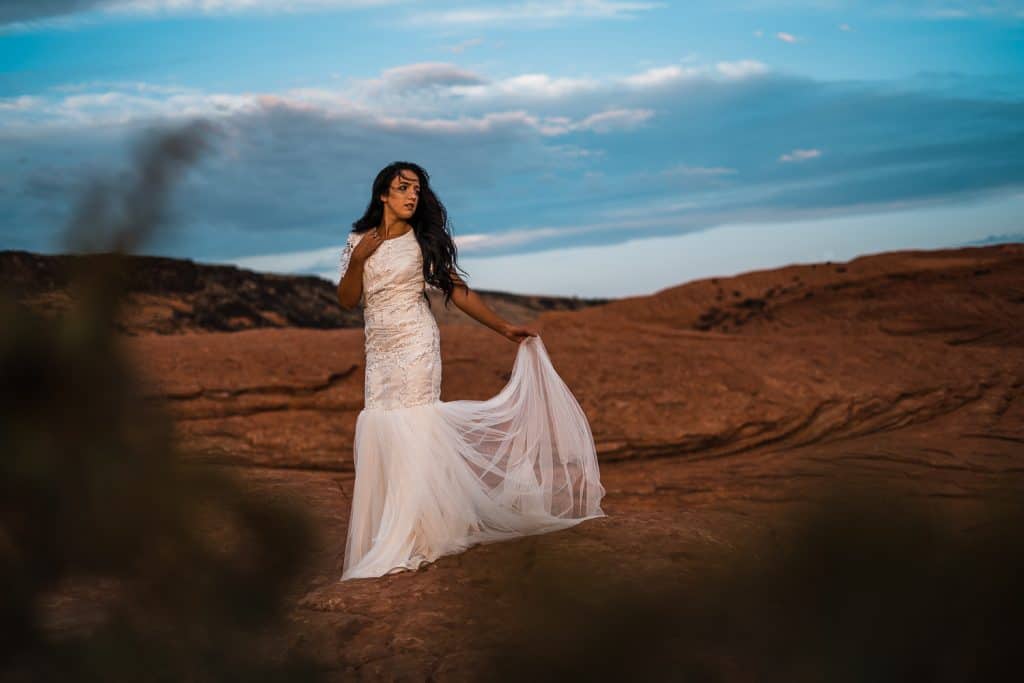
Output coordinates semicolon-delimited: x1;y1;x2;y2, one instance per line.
1;122;325;682
484;484;1024;682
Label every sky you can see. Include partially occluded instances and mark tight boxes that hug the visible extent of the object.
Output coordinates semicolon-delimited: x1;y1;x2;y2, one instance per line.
1;1;1023;297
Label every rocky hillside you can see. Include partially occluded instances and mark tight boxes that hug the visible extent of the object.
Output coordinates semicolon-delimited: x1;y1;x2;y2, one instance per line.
0;249;612;335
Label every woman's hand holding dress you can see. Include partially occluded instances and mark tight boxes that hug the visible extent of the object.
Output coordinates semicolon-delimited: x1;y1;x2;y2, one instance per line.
500;323;541;344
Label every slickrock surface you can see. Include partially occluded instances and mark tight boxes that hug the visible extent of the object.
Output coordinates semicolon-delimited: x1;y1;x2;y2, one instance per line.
35;243;1024;678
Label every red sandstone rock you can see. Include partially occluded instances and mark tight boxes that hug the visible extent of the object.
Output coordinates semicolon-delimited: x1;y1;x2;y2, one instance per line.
12;242;1024;678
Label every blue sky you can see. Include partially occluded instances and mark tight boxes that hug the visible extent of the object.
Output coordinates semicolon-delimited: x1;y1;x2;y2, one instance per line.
2;1;1023;297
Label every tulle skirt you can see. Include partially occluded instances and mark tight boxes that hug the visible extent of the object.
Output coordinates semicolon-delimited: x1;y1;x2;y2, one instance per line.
341;335;607;580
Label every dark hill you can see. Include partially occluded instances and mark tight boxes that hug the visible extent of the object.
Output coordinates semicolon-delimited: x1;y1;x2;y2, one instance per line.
0;250;612;335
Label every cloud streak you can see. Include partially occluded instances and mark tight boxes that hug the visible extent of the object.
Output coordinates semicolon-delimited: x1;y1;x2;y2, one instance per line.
5;1;1023;32
405;0;665;27
3;57;1022;280
779;148;822;162
0;0;404;29
1;0;666;30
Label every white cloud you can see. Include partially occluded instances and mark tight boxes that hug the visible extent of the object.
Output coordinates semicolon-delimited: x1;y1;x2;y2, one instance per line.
228;225;592;282
716;59;769;79
545;143;606;159
406;0;665;26
378;107;653;137
776;31;798;43
779;148;822;162
0;95;44;111
450;73;602;99
576;108;654;133
866;2;1024;21
230;202;726;281
367;62;488;94
662;164;738;177
622;65;696;88
374;109;551;135
0;57;773;133
622;61;769;88
231;242;344;277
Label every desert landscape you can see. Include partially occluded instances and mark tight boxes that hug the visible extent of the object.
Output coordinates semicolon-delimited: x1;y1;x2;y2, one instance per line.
6;2;1024;677
4;241;1022;679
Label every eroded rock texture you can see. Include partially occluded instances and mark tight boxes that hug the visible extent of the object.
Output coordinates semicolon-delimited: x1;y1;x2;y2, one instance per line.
15;243;1024;680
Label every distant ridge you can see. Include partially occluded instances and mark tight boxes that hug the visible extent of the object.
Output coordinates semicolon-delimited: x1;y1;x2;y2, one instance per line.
0;250;612;336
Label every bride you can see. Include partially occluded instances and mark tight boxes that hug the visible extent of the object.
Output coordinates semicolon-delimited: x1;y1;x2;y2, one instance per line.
336;161;606;580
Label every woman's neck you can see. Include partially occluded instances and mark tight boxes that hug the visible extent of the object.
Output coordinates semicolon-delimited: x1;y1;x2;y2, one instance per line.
379;217;410;238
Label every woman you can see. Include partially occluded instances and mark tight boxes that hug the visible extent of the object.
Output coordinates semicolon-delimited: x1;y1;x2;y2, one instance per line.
337;161;606;580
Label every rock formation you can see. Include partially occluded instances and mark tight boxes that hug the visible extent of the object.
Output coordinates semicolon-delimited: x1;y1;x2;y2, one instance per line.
5;241;1022;680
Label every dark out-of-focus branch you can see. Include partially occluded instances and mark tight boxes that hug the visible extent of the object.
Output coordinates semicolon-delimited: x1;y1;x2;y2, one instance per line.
1;120;325;682
64;119;216;255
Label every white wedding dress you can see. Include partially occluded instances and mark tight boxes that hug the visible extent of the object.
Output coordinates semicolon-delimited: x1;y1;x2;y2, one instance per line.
337;228;607;580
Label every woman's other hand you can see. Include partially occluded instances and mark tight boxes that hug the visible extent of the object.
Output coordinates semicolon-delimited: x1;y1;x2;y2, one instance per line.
500;323;540;344
351;229;384;264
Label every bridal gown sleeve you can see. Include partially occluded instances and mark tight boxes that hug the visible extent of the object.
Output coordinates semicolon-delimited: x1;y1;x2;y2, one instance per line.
337;231;365;307
340;228;607;581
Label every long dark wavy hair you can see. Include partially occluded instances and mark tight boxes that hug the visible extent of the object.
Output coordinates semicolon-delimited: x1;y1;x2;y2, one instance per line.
351;161;468;309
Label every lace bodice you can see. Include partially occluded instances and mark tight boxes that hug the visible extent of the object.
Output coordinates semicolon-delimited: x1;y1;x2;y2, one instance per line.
338;229;442;410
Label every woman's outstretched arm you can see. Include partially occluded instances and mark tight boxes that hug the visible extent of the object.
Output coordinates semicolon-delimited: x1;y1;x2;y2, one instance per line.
445;269;539;343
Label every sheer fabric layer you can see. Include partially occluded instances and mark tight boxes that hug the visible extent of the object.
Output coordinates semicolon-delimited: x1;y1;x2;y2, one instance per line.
341;335;607;580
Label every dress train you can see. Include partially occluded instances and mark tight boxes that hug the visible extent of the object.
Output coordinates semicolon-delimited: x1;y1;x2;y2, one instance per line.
341;335;606;580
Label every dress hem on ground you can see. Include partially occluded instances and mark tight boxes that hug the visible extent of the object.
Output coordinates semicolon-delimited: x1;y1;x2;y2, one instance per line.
340;336;607;582
343;510;608;581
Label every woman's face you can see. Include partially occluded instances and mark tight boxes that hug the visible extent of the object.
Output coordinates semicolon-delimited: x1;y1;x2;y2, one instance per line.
380;169;420;221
